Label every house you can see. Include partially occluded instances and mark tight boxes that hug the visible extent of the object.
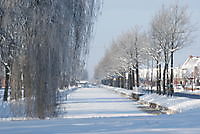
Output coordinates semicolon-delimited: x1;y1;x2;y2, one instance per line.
180;55;200;88
139;56;200;90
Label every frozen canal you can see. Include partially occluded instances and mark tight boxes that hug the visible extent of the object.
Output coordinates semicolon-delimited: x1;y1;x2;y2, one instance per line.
58;87;151;118
0;87;200;134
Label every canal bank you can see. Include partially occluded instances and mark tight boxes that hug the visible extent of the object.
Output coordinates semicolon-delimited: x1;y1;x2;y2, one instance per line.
102;85;200;114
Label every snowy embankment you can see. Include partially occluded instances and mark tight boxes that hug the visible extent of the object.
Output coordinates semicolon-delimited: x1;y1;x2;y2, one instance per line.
57;86;78;103
101;85;144;98
0;100;26;120
0;90;25;120
0;86;78;120
102;85;200;113
140;93;200;113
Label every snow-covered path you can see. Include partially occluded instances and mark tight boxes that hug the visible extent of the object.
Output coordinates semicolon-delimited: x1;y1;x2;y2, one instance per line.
1;87;200;134
58;87;150;118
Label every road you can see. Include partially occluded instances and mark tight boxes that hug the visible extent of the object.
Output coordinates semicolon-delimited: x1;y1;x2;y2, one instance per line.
0;87;200;134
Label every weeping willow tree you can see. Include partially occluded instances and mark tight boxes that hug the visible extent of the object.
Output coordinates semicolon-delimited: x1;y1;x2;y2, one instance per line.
0;0;101;118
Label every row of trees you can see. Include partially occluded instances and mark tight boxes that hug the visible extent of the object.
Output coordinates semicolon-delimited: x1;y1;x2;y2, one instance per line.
95;3;193;95
95;27;147;89
0;0;101;118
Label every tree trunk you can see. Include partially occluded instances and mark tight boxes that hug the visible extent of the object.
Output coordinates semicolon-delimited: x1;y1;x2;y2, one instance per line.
150;59;153;92
117;77;120;87
163;63;167;95
123;72;126;89
3;65;10;101
128;69;133;90
136;62;139;87
111;79;113;86
170;51;174;96
120;77;124;88
156;60;159;93
132;69;135;87
158;63;161;95
130;70;133;90
166;63;169;95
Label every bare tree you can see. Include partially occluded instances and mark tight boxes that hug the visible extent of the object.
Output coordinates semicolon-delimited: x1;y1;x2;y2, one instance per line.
151;3;193;95
167;4;193;95
0;0;101;118
95;27;148;89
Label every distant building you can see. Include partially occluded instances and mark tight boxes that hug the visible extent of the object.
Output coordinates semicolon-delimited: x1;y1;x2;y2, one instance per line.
140;55;200;89
180;55;200;87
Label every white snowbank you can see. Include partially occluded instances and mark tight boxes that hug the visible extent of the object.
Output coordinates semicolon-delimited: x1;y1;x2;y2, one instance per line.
102;85;200;113
0;86;78;120
0;100;26;119
181;89;200;94
140;93;200;112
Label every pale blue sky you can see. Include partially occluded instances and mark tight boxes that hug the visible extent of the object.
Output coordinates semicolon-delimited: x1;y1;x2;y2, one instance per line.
87;0;200;79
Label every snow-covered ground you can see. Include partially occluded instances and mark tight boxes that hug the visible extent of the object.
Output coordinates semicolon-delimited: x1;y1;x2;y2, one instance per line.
58;87;151;119
1;109;200;134
140;93;200;113
0;86;77;120
0;86;200;134
103;85;200;113
0;89;26;120
182;89;200;94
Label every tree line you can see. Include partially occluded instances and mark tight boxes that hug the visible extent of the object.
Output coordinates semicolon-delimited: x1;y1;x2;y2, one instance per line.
95;3;193;96
0;0;101;119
